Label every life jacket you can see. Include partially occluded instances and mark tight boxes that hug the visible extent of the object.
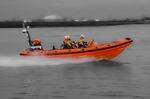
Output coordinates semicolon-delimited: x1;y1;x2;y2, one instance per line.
76;38;85;48
63;39;73;49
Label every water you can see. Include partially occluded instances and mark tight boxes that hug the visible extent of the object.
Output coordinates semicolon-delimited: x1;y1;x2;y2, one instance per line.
0;25;150;99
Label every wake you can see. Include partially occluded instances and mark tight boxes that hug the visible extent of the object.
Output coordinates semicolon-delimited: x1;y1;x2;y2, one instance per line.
0;56;95;67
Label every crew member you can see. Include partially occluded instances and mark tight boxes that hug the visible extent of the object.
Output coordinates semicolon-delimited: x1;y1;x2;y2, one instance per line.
63;35;74;49
76;34;87;48
30;39;43;50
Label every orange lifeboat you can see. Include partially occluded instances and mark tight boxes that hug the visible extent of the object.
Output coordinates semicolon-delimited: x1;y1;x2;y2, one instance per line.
20;38;133;60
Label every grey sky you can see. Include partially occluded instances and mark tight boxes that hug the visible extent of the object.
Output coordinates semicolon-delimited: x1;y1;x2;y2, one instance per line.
0;0;150;20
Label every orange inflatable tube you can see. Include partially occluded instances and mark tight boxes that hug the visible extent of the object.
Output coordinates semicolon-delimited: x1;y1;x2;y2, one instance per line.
20;38;133;60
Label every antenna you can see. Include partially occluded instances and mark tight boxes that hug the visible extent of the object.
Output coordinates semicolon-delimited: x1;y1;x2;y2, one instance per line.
22;20;33;46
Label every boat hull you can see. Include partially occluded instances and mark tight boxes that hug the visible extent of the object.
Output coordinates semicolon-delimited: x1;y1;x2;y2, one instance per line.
20;38;133;60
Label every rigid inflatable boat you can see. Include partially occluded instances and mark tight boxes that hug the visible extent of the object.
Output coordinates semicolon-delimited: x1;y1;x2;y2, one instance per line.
20;38;133;60
19;21;133;60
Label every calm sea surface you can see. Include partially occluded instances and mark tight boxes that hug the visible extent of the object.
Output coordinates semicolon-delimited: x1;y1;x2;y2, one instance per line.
0;25;150;99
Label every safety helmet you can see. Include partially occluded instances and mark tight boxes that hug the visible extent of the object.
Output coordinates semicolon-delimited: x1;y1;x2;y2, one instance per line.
32;39;41;46
64;36;68;40
80;34;85;39
67;35;70;39
64;35;70;40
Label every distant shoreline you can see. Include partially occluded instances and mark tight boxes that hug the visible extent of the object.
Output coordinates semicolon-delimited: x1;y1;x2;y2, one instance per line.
0;18;150;28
